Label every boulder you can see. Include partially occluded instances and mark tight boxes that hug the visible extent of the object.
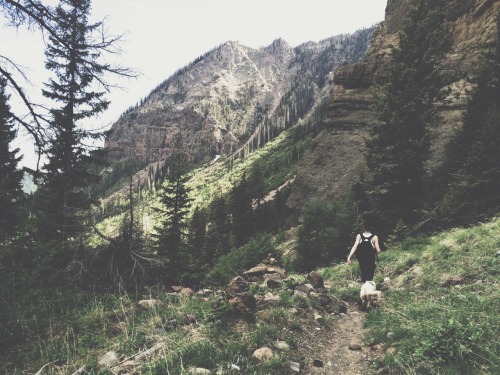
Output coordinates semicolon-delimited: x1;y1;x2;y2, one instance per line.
307;271;324;289
227;276;249;295
252;347;273;361
137;299;164;310
188;368;211;375
294;283;315;295
98;351;119;369
228;294;256;320
180;287;194;297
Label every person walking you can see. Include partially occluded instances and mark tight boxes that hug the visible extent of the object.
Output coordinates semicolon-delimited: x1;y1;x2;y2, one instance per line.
347;223;382;282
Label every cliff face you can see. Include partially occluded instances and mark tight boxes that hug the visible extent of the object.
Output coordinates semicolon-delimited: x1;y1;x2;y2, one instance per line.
106;31;373;165
286;0;499;220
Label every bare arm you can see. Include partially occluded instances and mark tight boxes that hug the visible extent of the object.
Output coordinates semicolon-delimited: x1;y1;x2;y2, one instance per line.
373;235;382;254
347;234;361;264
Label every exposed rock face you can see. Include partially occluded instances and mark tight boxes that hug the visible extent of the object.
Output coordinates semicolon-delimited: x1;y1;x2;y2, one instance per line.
106;31;374;165
287;0;499;220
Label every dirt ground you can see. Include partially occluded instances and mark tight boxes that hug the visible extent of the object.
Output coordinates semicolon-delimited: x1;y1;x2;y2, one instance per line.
289;303;382;375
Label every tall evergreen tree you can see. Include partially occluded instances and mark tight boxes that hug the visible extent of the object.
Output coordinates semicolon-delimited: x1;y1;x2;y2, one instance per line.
35;0;114;239
230;172;254;247
0;79;23;240
153;150;192;283
365;0;451;231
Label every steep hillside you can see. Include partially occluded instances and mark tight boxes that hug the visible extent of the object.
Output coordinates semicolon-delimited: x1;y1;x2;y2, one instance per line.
105;30;374;168
286;0;500;220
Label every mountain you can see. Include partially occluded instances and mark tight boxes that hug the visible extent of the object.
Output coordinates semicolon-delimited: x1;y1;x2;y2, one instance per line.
285;0;500;220
105;30;374;166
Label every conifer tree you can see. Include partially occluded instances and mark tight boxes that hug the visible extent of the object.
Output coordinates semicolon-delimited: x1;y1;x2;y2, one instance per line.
230;172;253;247
365;0;451;231
35;0;128;239
205;193;231;260
186;206;208;283
153;150;192;283
0;79;23;240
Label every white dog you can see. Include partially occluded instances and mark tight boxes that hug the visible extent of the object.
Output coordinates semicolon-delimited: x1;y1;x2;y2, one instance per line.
360;281;382;309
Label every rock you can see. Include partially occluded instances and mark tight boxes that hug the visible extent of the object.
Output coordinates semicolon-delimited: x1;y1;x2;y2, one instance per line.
98;351;119;369
446;275;464;285
231;364;241;371
496;250;500;256
308;271;324;288
293;289;308;298
137;299;164;310
252;347;273;361
289;361;301;372
313;312;323;322
274;340;290;351
170;285;183;292
188;368;211;374
313;359;324;367
295;283;315;295
228;294;256;320
264;273;282;289
259;292;280;309
349;343;362;351
180;287;194;297
227;276;249;295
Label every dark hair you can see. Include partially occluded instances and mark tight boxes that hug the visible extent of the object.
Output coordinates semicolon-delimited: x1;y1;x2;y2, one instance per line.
364;222;374;232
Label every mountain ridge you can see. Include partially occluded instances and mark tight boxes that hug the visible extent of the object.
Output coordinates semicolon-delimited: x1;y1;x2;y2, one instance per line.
105;30;374;167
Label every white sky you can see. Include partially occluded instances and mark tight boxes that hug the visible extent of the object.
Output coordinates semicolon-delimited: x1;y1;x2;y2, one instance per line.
2;0;387;167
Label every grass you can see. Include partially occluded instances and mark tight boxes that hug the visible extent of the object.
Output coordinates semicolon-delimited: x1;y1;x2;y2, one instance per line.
320;217;500;374
2;218;498;374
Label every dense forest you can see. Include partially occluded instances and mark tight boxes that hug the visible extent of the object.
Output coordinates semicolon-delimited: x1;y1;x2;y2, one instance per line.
0;0;499;374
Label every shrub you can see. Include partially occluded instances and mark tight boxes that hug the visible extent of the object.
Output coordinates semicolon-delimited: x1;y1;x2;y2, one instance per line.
204;234;277;286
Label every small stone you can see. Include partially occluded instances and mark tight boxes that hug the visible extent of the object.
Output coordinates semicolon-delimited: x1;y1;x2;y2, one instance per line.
313;359;324;367
98;351;118;368
446;275;464;285
289;361;300;372
188;368;211;375
231;364;240;371
314;312;323;322
180;287;194;297
137;299;164;310
274;340;290;351
349;343;362;351
252;347;273;361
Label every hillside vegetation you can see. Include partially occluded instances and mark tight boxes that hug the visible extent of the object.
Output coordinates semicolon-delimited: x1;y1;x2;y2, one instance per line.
1;218;498;374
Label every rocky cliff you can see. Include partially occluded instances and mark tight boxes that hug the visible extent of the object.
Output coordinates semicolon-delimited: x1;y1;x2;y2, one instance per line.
286;0;500;220
105;31;374;165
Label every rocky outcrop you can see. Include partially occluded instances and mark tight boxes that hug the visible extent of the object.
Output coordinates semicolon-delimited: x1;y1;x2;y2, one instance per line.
287;0;499;220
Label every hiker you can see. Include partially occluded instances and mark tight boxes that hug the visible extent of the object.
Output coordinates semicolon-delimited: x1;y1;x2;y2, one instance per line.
347;223;382;282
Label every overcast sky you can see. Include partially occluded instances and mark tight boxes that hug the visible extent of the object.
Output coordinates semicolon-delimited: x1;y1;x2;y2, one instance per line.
2;0;387;167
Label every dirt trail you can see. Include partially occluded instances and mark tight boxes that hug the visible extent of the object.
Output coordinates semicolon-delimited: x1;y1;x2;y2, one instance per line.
295;304;379;375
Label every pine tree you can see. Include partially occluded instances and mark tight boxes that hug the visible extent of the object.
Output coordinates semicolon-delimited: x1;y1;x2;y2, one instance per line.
186;206;208;284
230;172;254;247
365;0;451;231
153;150;192;283
0;79;23;240
36;0;112;239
